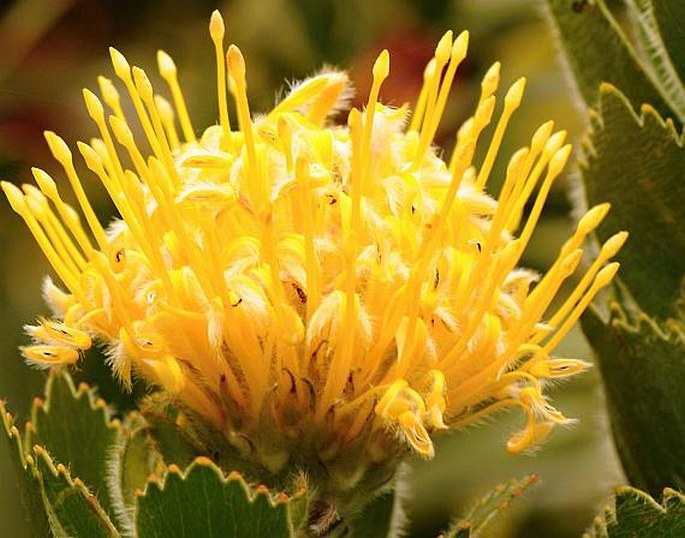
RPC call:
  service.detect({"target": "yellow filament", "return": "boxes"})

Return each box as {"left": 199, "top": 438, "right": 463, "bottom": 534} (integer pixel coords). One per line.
{"left": 157, "top": 49, "right": 196, "bottom": 143}
{"left": 109, "top": 47, "right": 164, "bottom": 162}
{"left": 30, "top": 167, "right": 93, "bottom": 262}
{"left": 414, "top": 31, "right": 453, "bottom": 167}
{"left": 131, "top": 67, "right": 180, "bottom": 187}
{"left": 98, "top": 76, "right": 125, "bottom": 120}
{"left": 408, "top": 59, "right": 436, "bottom": 133}
{"left": 542, "top": 262, "right": 619, "bottom": 352}
{"left": 83, "top": 89, "right": 128, "bottom": 183}
{"left": 155, "top": 94, "right": 181, "bottom": 149}
{"left": 475, "top": 78, "right": 526, "bottom": 190}
{"left": 109, "top": 115, "right": 151, "bottom": 178}
{"left": 22, "top": 188, "right": 84, "bottom": 275}
{"left": 516, "top": 145, "right": 572, "bottom": 255}
{"left": 423, "top": 31, "right": 469, "bottom": 150}
{"left": 540, "top": 231, "right": 627, "bottom": 336}
{"left": 498, "top": 121, "right": 554, "bottom": 212}
{"left": 44, "top": 131, "right": 109, "bottom": 251}
{"left": 515, "top": 249, "right": 584, "bottom": 342}
{"left": 504, "top": 130, "right": 567, "bottom": 233}
{"left": 295, "top": 156, "right": 321, "bottom": 321}
{"left": 210, "top": 11, "right": 232, "bottom": 150}
{"left": 2, "top": 182, "right": 85, "bottom": 301}
{"left": 227, "top": 45, "right": 262, "bottom": 205}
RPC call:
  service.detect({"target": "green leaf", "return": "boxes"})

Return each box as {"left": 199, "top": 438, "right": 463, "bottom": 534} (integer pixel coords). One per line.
{"left": 32, "top": 445, "right": 119, "bottom": 537}
{"left": 585, "top": 486, "right": 685, "bottom": 537}
{"left": 580, "top": 83, "right": 685, "bottom": 320}
{"left": 626, "top": 0, "right": 685, "bottom": 120}
{"left": 347, "top": 490, "right": 407, "bottom": 538}
{"left": 349, "top": 494, "right": 395, "bottom": 538}
{"left": 28, "top": 369, "right": 126, "bottom": 530}
{"left": 543, "top": 0, "right": 678, "bottom": 121}
{"left": 0, "top": 401, "right": 51, "bottom": 536}
{"left": 651, "top": 1, "right": 685, "bottom": 80}
{"left": 347, "top": 464, "right": 409, "bottom": 538}
{"left": 582, "top": 303, "right": 685, "bottom": 496}
{"left": 441, "top": 475, "right": 539, "bottom": 537}
{"left": 140, "top": 398, "right": 201, "bottom": 470}
{"left": 135, "top": 457, "right": 303, "bottom": 538}
{"left": 110, "top": 412, "right": 164, "bottom": 531}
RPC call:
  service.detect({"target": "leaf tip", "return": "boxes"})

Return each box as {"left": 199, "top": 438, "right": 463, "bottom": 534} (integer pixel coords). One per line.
{"left": 167, "top": 464, "right": 181, "bottom": 474}
{"left": 228, "top": 470, "right": 243, "bottom": 480}
{"left": 193, "top": 455, "right": 214, "bottom": 468}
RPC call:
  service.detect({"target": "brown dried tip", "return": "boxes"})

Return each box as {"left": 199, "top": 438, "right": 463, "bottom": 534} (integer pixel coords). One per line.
{"left": 228, "top": 470, "right": 242, "bottom": 480}
{"left": 194, "top": 456, "right": 213, "bottom": 466}
{"left": 135, "top": 487, "right": 145, "bottom": 496}
{"left": 168, "top": 464, "right": 181, "bottom": 474}
{"left": 33, "top": 445, "right": 44, "bottom": 456}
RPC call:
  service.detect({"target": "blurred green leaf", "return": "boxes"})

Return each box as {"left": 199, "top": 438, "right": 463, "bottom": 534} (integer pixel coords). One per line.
{"left": 117, "top": 413, "right": 163, "bottom": 522}
{"left": 140, "top": 399, "right": 201, "bottom": 470}
{"left": 442, "top": 475, "right": 539, "bottom": 537}
{"left": 0, "top": 400, "right": 50, "bottom": 536}
{"left": 582, "top": 302, "right": 685, "bottom": 496}
{"left": 135, "top": 457, "right": 300, "bottom": 538}
{"left": 651, "top": 1, "right": 685, "bottom": 80}
{"left": 348, "top": 486, "right": 408, "bottom": 538}
{"left": 585, "top": 486, "right": 685, "bottom": 537}
{"left": 626, "top": 0, "right": 685, "bottom": 120}
{"left": 28, "top": 369, "right": 126, "bottom": 530}
{"left": 580, "top": 83, "right": 685, "bottom": 320}
{"left": 32, "top": 445, "right": 119, "bottom": 537}
{"left": 544, "top": 0, "right": 678, "bottom": 121}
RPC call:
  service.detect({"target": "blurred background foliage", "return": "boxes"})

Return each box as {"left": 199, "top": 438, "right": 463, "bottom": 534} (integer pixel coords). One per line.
{"left": 0, "top": 0, "right": 624, "bottom": 536}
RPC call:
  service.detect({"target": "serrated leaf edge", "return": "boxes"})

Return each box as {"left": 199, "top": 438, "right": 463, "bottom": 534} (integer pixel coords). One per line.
{"left": 137, "top": 456, "right": 297, "bottom": 508}
{"left": 29, "top": 370, "right": 121, "bottom": 433}
{"left": 606, "top": 299, "right": 685, "bottom": 342}
{"left": 442, "top": 475, "right": 539, "bottom": 538}
{"left": 135, "top": 456, "right": 310, "bottom": 535}
{"left": 626, "top": 0, "right": 685, "bottom": 121}
{"left": 1, "top": 400, "right": 31, "bottom": 469}
{"left": 579, "top": 83, "right": 684, "bottom": 171}
{"left": 542, "top": 0, "right": 682, "bottom": 122}
{"left": 29, "top": 370, "right": 131, "bottom": 534}
{"left": 584, "top": 486, "right": 685, "bottom": 537}
{"left": 32, "top": 444, "right": 120, "bottom": 537}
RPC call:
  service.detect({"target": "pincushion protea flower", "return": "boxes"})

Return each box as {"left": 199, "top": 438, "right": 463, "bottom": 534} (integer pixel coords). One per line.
{"left": 4, "top": 10, "right": 624, "bottom": 490}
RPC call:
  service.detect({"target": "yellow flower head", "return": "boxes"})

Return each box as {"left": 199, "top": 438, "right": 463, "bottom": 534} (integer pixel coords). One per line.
{"left": 4, "top": 11, "right": 624, "bottom": 480}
